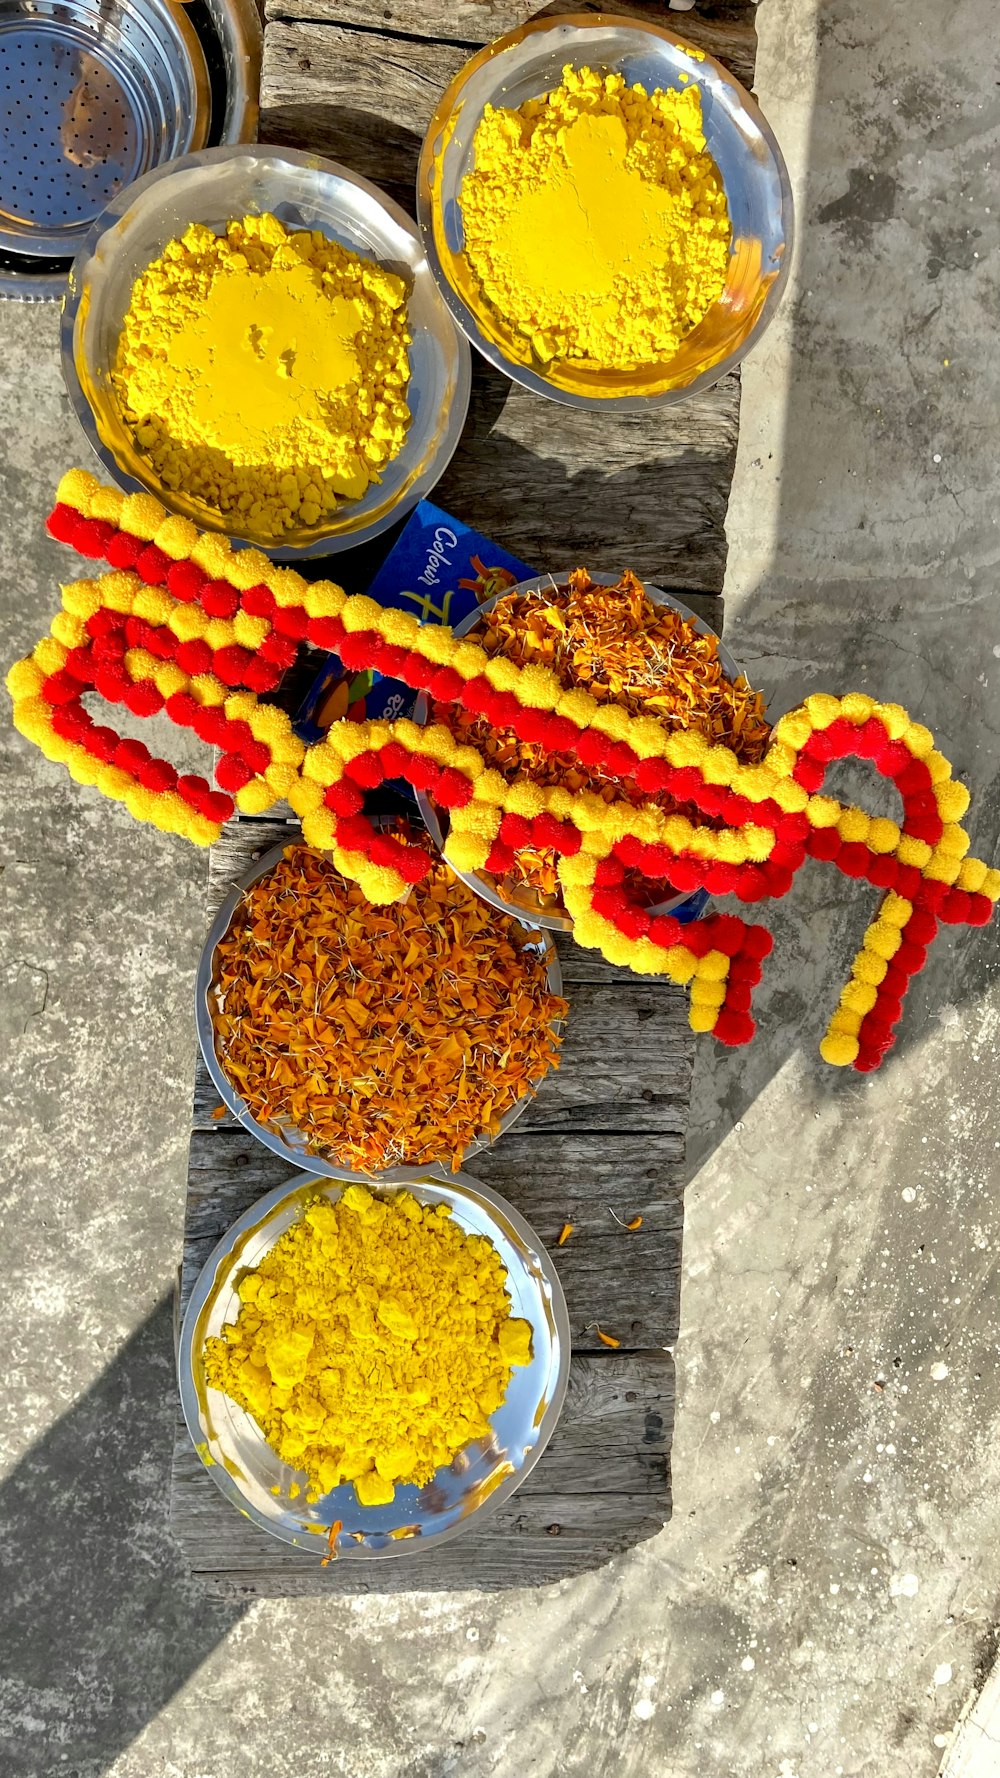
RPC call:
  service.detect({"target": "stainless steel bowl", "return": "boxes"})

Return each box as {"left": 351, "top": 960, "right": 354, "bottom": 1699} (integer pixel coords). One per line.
{"left": 0, "top": 0, "right": 260, "bottom": 302}
{"left": 415, "top": 571, "right": 745, "bottom": 931}
{"left": 197, "top": 840, "right": 564, "bottom": 1177}
{"left": 418, "top": 13, "right": 793, "bottom": 408}
{"left": 61, "top": 144, "right": 472, "bottom": 556}
{"left": 178, "top": 1168, "right": 570, "bottom": 1556}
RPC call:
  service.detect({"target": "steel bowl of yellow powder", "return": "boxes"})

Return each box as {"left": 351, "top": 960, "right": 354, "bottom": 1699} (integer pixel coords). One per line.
{"left": 178, "top": 1170, "right": 570, "bottom": 1556}
{"left": 62, "top": 144, "right": 471, "bottom": 557}
{"left": 418, "top": 17, "right": 792, "bottom": 406}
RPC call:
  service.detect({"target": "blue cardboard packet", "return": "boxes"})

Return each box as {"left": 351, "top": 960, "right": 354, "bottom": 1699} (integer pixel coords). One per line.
{"left": 294, "top": 500, "right": 533, "bottom": 743}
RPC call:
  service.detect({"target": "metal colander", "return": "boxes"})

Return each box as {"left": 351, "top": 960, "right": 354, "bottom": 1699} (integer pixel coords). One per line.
{"left": 0, "top": 0, "right": 260, "bottom": 300}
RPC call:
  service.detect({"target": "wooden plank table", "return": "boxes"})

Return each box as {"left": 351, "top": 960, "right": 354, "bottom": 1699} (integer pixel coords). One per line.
{"left": 169, "top": 0, "right": 759, "bottom": 1595}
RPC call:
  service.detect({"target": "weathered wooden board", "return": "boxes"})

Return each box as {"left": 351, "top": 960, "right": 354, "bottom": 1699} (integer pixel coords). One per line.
{"left": 170, "top": 0, "right": 757, "bottom": 1594}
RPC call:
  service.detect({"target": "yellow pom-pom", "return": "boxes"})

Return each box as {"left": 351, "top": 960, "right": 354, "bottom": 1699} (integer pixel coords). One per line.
{"left": 820, "top": 1032, "right": 859, "bottom": 1067}
{"left": 922, "top": 852, "right": 962, "bottom": 885}
{"left": 505, "top": 782, "right": 546, "bottom": 818}
{"left": 701, "top": 745, "right": 738, "bottom": 786}
{"left": 60, "top": 577, "right": 103, "bottom": 619}
{"left": 715, "top": 830, "right": 748, "bottom": 865}
{"left": 555, "top": 852, "right": 597, "bottom": 888}
{"left": 837, "top": 806, "right": 870, "bottom": 844}
{"left": 935, "top": 780, "right": 971, "bottom": 822}
{"left": 450, "top": 801, "right": 501, "bottom": 841}
{"left": 185, "top": 812, "right": 223, "bottom": 847}
{"left": 874, "top": 702, "right": 910, "bottom": 740}
{"left": 771, "top": 709, "right": 812, "bottom": 751}
{"left": 288, "top": 776, "right": 325, "bottom": 815}
{"left": 124, "top": 647, "right": 157, "bottom": 684}
{"left": 896, "top": 835, "right": 932, "bottom": 869}
{"left": 190, "top": 674, "right": 226, "bottom": 707}
{"left": 483, "top": 656, "right": 522, "bottom": 694}
{"left": 697, "top": 949, "right": 731, "bottom": 983}
{"left": 302, "top": 808, "right": 337, "bottom": 851}
{"left": 203, "top": 618, "right": 235, "bottom": 652}
{"left": 853, "top": 951, "right": 887, "bottom": 986}
{"left": 925, "top": 750, "right": 952, "bottom": 786}
{"left": 690, "top": 978, "right": 727, "bottom": 1008}
{"left": 56, "top": 467, "right": 101, "bottom": 510}
{"left": 64, "top": 745, "right": 103, "bottom": 787}
{"left": 235, "top": 779, "right": 277, "bottom": 815}
{"left": 864, "top": 921, "right": 902, "bottom": 960}
{"left": 356, "top": 863, "right": 408, "bottom": 905}
{"left": 340, "top": 594, "right": 385, "bottom": 633}
{"left": 732, "top": 764, "right": 777, "bottom": 803}
{"left": 957, "top": 857, "right": 988, "bottom": 894}
{"left": 556, "top": 687, "right": 599, "bottom": 729}
{"left": 451, "top": 641, "right": 490, "bottom": 680}
{"left": 804, "top": 693, "right": 841, "bottom": 729}
{"left": 98, "top": 571, "right": 140, "bottom": 615}
{"left": 867, "top": 816, "right": 901, "bottom": 855}
{"left": 840, "top": 691, "right": 875, "bottom": 724}
{"left": 601, "top": 932, "right": 639, "bottom": 969}
{"left": 97, "top": 764, "right": 134, "bottom": 798}
{"left": 6, "top": 657, "right": 45, "bottom": 699}
{"left": 470, "top": 769, "right": 508, "bottom": 807}
{"left": 828, "top": 1007, "right": 862, "bottom": 1036}
{"left": 302, "top": 743, "right": 339, "bottom": 786}
{"left": 133, "top": 587, "right": 173, "bottom": 626}
{"left": 665, "top": 730, "right": 709, "bottom": 768}
{"left": 264, "top": 763, "right": 301, "bottom": 797}
{"left": 154, "top": 514, "right": 199, "bottom": 560}
{"left": 268, "top": 567, "right": 308, "bottom": 608}
{"left": 515, "top": 664, "right": 561, "bottom": 710}
{"left": 743, "top": 825, "right": 774, "bottom": 863}
{"left": 841, "top": 980, "right": 879, "bottom": 1016}
{"left": 168, "top": 603, "right": 209, "bottom": 642}
{"left": 379, "top": 608, "right": 421, "bottom": 648}
{"left": 189, "top": 532, "right": 232, "bottom": 576}
{"left": 444, "top": 834, "right": 491, "bottom": 874}
{"left": 765, "top": 740, "right": 797, "bottom": 778}
{"left": 152, "top": 662, "right": 187, "bottom": 698}
{"left": 33, "top": 635, "right": 68, "bottom": 674}
{"left": 225, "top": 547, "right": 271, "bottom": 591}
{"left": 936, "top": 823, "right": 970, "bottom": 860}
{"left": 688, "top": 1004, "right": 718, "bottom": 1033}
{"left": 304, "top": 581, "right": 347, "bottom": 621}
{"left": 664, "top": 946, "right": 697, "bottom": 985}
{"left": 12, "top": 695, "right": 55, "bottom": 742}
{"left": 120, "top": 492, "right": 167, "bottom": 541}
{"left": 232, "top": 612, "right": 270, "bottom": 651}
{"left": 590, "top": 703, "right": 635, "bottom": 743}
{"left": 903, "top": 721, "right": 934, "bottom": 759}
{"left": 879, "top": 891, "right": 913, "bottom": 928}
{"left": 770, "top": 778, "right": 809, "bottom": 814}
{"left": 981, "top": 868, "right": 1000, "bottom": 902}
{"left": 49, "top": 610, "right": 85, "bottom": 649}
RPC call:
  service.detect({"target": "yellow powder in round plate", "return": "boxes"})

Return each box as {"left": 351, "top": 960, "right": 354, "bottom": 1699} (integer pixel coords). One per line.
{"left": 113, "top": 212, "right": 412, "bottom": 539}
{"left": 459, "top": 64, "right": 731, "bottom": 374}
{"left": 203, "top": 1183, "right": 533, "bottom": 1507}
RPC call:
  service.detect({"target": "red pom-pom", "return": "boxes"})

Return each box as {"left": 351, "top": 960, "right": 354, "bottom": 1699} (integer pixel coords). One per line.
{"left": 880, "top": 961, "right": 910, "bottom": 997}
{"left": 46, "top": 502, "right": 83, "bottom": 544}
{"left": 702, "top": 861, "right": 740, "bottom": 895}
{"left": 84, "top": 606, "right": 124, "bottom": 642}
{"left": 874, "top": 992, "right": 904, "bottom": 1026}
{"left": 633, "top": 758, "right": 673, "bottom": 795}
{"left": 724, "top": 982, "right": 753, "bottom": 1015}
{"left": 485, "top": 840, "right": 515, "bottom": 875}
{"left": 41, "top": 668, "right": 83, "bottom": 706}
{"left": 866, "top": 854, "right": 899, "bottom": 889}
{"left": 902, "top": 812, "right": 944, "bottom": 847}
{"left": 137, "top": 758, "right": 177, "bottom": 794}
{"left": 807, "top": 826, "right": 842, "bottom": 863}
{"left": 166, "top": 560, "right": 206, "bottom": 602}
{"left": 214, "top": 753, "right": 253, "bottom": 793}
{"left": 511, "top": 706, "right": 549, "bottom": 745}
{"left": 459, "top": 675, "right": 492, "bottom": 715}
{"left": 859, "top": 1017, "right": 895, "bottom": 1051}
{"left": 435, "top": 767, "right": 474, "bottom": 809}
{"left": 542, "top": 715, "right": 582, "bottom": 754}
{"left": 144, "top": 624, "right": 177, "bottom": 662}
{"left": 838, "top": 841, "right": 871, "bottom": 878}
{"left": 614, "top": 903, "right": 652, "bottom": 941}
{"left": 894, "top": 864, "right": 922, "bottom": 901}
{"left": 344, "top": 750, "right": 386, "bottom": 790}
{"left": 613, "top": 834, "right": 646, "bottom": 870}
{"left": 366, "top": 833, "right": 404, "bottom": 871}
{"left": 734, "top": 866, "right": 769, "bottom": 902}
{"left": 530, "top": 813, "right": 573, "bottom": 853}
{"left": 763, "top": 866, "right": 795, "bottom": 898}
{"left": 334, "top": 815, "right": 377, "bottom": 853}
{"left": 698, "top": 784, "right": 730, "bottom": 819}
{"left": 106, "top": 530, "right": 146, "bottom": 571}
{"left": 338, "top": 630, "right": 380, "bottom": 673}
{"left": 906, "top": 909, "right": 938, "bottom": 946}
{"left": 660, "top": 857, "right": 700, "bottom": 893}
{"left": 704, "top": 914, "right": 747, "bottom": 955}
{"left": 591, "top": 887, "right": 632, "bottom": 925}
{"left": 428, "top": 666, "right": 464, "bottom": 703}
{"left": 185, "top": 700, "right": 224, "bottom": 741}
{"left": 491, "top": 691, "right": 523, "bottom": 730}
{"left": 113, "top": 737, "right": 151, "bottom": 775}
{"left": 258, "top": 631, "right": 298, "bottom": 670}
{"left": 136, "top": 544, "right": 170, "bottom": 585}
{"left": 87, "top": 724, "right": 119, "bottom": 763}
{"left": 176, "top": 640, "right": 213, "bottom": 677}
{"left": 967, "top": 893, "right": 995, "bottom": 926}
{"left": 213, "top": 645, "right": 253, "bottom": 687}
{"left": 397, "top": 843, "right": 433, "bottom": 885}
{"left": 854, "top": 717, "right": 887, "bottom": 759}
{"left": 895, "top": 759, "right": 932, "bottom": 797}
{"left": 379, "top": 742, "right": 410, "bottom": 778}
{"left": 741, "top": 926, "right": 774, "bottom": 961}
{"left": 713, "top": 1010, "right": 756, "bottom": 1047}
{"left": 400, "top": 650, "right": 438, "bottom": 691}
{"left": 728, "top": 958, "right": 763, "bottom": 986}
{"left": 375, "top": 643, "right": 408, "bottom": 677}
{"left": 324, "top": 781, "right": 364, "bottom": 816}
{"left": 647, "top": 914, "right": 684, "bottom": 950}
{"left": 241, "top": 655, "right": 283, "bottom": 694}
{"left": 200, "top": 579, "right": 239, "bottom": 619}
{"left": 575, "top": 729, "right": 614, "bottom": 770}
{"left": 303, "top": 615, "right": 342, "bottom": 650}
{"left": 914, "top": 876, "right": 947, "bottom": 912}
{"left": 93, "top": 665, "right": 130, "bottom": 704}
{"left": 203, "top": 790, "right": 235, "bottom": 824}
{"left": 894, "top": 939, "right": 927, "bottom": 976}
{"left": 73, "top": 517, "right": 116, "bottom": 559}
{"left": 500, "top": 812, "right": 534, "bottom": 848}
{"left": 176, "top": 774, "right": 213, "bottom": 812}
{"left": 240, "top": 584, "right": 276, "bottom": 619}
{"left": 595, "top": 856, "right": 625, "bottom": 888}
{"left": 878, "top": 739, "right": 911, "bottom": 777}
{"left": 604, "top": 742, "right": 639, "bottom": 782}
{"left": 938, "top": 888, "right": 972, "bottom": 925}
{"left": 402, "top": 753, "right": 438, "bottom": 793}
{"left": 123, "top": 680, "right": 164, "bottom": 718}
{"left": 50, "top": 703, "right": 88, "bottom": 743}
{"left": 793, "top": 754, "right": 825, "bottom": 792}
{"left": 242, "top": 739, "right": 271, "bottom": 776}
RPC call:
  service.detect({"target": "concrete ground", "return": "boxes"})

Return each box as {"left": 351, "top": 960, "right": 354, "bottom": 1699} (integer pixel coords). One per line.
{"left": 1, "top": 1, "right": 999, "bottom": 1773}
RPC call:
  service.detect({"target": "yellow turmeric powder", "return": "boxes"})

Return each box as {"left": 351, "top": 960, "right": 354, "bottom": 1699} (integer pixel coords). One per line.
{"left": 459, "top": 65, "right": 731, "bottom": 375}
{"left": 113, "top": 213, "right": 412, "bottom": 539}
{"left": 203, "top": 1183, "right": 533, "bottom": 1507}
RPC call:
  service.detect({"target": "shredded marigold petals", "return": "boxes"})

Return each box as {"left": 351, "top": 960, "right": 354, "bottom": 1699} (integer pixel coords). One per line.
{"left": 435, "top": 568, "right": 770, "bottom": 909}
{"left": 595, "top": 1326, "right": 621, "bottom": 1349}
{"left": 211, "top": 837, "right": 567, "bottom": 1172}
{"left": 211, "top": 1104, "right": 228, "bottom": 1120}
{"left": 626, "top": 1215, "right": 643, "bottom": 1231}
{"left": 557, "top": 1221, "right": 574, "bottom": 1246}
{"left": 320, "top": 1519, "right": 343, "bottom": 1566}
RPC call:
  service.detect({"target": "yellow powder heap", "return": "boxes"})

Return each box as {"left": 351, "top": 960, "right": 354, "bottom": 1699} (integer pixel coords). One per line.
{"left": 204, "top": 1183, "right": 533, "bottom": 1507}
{"left": 113, "top": 213, "right": 412, "bottom": 539}
{"left": 459, "top": 64, "right": 731, "bottom": 374}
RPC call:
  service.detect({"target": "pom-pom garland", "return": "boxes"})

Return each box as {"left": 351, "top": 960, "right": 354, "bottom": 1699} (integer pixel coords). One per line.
{"left": 7, "top": 472, "right": 997, "bottom": 1065}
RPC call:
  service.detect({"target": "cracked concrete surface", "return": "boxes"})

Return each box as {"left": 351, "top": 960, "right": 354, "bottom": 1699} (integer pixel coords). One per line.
{"left": 1, "top": 2, "right": 999, "bottom": 1775}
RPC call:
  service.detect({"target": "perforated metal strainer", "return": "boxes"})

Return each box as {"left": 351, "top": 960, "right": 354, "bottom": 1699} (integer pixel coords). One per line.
{"left": 0, "top": 0, "right": 259, "bottom": 300}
